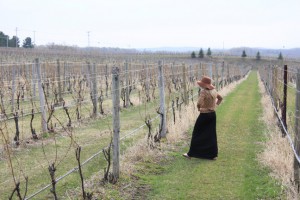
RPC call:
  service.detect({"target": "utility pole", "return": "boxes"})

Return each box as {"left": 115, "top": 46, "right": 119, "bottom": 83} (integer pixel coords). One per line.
{"left": 33, "top": 30, "right": 36, "bottom": 45}
{"left": 222, "top": 41, "right": 224, "bottom": 57}
{"left": 15, "top": 27, "right": 18, "bottom": 47}
{"left": 87, "top": 31, "right": 90, "bottom": 47}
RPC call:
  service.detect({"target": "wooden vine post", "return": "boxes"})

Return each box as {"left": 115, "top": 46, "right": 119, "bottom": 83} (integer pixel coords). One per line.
{"left": 264, "top": 65, "right": 268, "bottom": 83}
{"left": 214, "top": 64, "right": 219, "bottom": 91}
{"left": 56, "top": 59, "right": 63, "bottom": 103}
{"left": 92, "top": 63, "right": 98, "bottom": 117}
{"left": 158, "top": 61, "right": 167, "bottom": 138}
{"left": 145, "top": 61, "right": 150, "bottom": 102}
{"left": 294, "top": 68, "right": 300, "bottom": 191}
{"left": 182, "top": 63, "right": 188, "bottom": 105}
{"left": 282, "top": 64, "right": 287, "bottom": 136}
{"left": 87, "top": 62, "right": 92, "bottom": 91}
{"left": 268, "top": 65, "right": 272, "bottom": 94}
{"left": 112, "top": 67, "right": 120, "bottom": 179}
{"left": 11, "top": 65, "right": 16, "bottom": 113}
{"left": 271, "top": 65, "right": 276, "bottom": 101}
{"left": 0, "top": 61, "right": 3, "bottom": 84}
{"left": 189, "top": 65, "right": 192, "bottom": 83}
{"left": 221, "top": 61, "right": 225, "bottom": 89}
{"left": 35, "top": 58, "right": 47, "bottom": 133}
{"left": 88, "top": 62, "right": 98, "bottom": 117}
{"left": 209, "top": 62, "right": 213, "bottom": 78}
{"left": 198, "top": 62, "right": 201, "bottom": 80}
{"left": 125, "top": 60, "right": 130, "bottom": 108}
{"left": 227, "top": 64, "right": 230, "bottom": 84}
{"left": 105, "top": 64, "right": 108, "bottom": 98}
{"left": 25, "top": 63, "right": 29, "bottom": 84}
{"left": 273, "top": 66, "right": 278, "bottom": 104}
{"left": 63, "top": 62, "right": 66, "bottom": 92}
{"left": 31, "top": 63, "right": 36, "bottom": 98}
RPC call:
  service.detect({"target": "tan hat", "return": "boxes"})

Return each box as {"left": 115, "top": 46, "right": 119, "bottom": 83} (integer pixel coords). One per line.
{"left": 197, "top": 76, "right": 215, "bottom": 90}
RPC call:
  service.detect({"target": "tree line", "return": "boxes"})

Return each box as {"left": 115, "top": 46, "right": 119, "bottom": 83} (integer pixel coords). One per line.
{"left": 192, "top": 48, "right": 284, "bottom": 60}
{"left": 191, "top": 48, "right": 211, "bottom": 58}
{"left": 241, "top": 49, "right": 283, "bottom": 60}
{"left": 0, "top": 31, "right": 34, "bottom": 48}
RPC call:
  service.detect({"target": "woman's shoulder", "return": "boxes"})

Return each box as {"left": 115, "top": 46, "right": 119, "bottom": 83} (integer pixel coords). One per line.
{"left": 200, "top": 89, "right": 211, "bottom": 97}
{"left": 200, "top": 89, "right": 208, "bottom": 94}
{"left": 201, "top": 88, "right": 216, "bottom": 93}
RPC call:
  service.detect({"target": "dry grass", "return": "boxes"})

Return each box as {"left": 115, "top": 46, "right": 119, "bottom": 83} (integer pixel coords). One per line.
{"left": 219, "top": 74, "right": 249, "bottom": 97}
{"left": 257, "top": 72, "right": 298, "bottom": 200}
{"left": 166, "top": 103, "right": 197, "bottom": 143}
{"left": 120, "top": 139, "right": 165, "bottom": 174}
{"left": 68, "top": 76, "right": 249, "bottom": 199}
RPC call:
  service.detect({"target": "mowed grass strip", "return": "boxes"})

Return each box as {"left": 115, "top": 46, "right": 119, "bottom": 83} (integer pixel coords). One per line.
{"left": 138, "top": 72, "right": 283, "bottom": 200}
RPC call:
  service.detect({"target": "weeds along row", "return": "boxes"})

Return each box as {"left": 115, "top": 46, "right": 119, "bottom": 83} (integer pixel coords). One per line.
{"left": 258, "top": 61, "right": 300, "bottom": 198}
{"left": 0, "top": 54, "right": 251, "bottom": 199}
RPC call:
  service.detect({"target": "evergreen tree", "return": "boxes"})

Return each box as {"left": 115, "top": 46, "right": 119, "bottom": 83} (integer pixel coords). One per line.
{"left": 241, "top": 50, "right": 247, "bottom": 57}
{"left": 198, "top": 48, "right": 204, "bottom": 58}
{"left": 0, "top": 31, "right": 9, "bottom": 47}
{"left": 256, "top": 51, "right": 261, "bottom": 60}
{"left": 191, "top": 51, "right": 196, "bottom": 58}
{"left": 23, "top": 37, "right": 34, "bottom": 48}
{"left": 207, "top": 48, "right": 212, "bottom": 56}
{"left": 278, "top": 52, "right": 283, "bottom": 60}
{"left": 9, "top": 36, "right": 20, "bottom": 47}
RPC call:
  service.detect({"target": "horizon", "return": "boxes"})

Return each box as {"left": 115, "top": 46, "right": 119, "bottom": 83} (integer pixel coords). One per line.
{"left": 0, "top": 43, "right": 300, "bottom": 51}
{"left": 32, "top": 45, "right": 299, "bottom": 52}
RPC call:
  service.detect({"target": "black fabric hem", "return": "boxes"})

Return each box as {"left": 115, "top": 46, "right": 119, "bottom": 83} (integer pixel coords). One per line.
{"left": 187, "top": 154, "right": 218, "bottom": 160}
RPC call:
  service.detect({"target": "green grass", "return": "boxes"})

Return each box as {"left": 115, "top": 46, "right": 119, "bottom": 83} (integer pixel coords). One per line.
{"left": 135, "top": 72, "right": 283, "bottom": 200}
{"left": 1, "top": 71, "right": 286, "bottom": 199}
{"left": 0, "top": 96, "right": 163, "bottom": 199}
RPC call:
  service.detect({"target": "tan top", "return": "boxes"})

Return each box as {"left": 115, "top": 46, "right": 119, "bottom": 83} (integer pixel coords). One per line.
{"left": 197, "top": 89, "right": 223, "bottom": 113}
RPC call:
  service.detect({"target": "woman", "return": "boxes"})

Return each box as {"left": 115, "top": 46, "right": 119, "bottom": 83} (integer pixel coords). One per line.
{"left": 183, "top": 76, "right": 223, "bottom": 160}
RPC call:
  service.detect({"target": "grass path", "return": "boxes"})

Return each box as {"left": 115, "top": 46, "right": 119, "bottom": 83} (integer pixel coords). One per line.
{"left": 138, "top": 72, "right": 283, "bottom": 200}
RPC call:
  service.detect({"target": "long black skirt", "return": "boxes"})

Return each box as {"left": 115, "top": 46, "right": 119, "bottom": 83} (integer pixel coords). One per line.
{"left": 187, "top": 112, "right": 218, "bottom": 159}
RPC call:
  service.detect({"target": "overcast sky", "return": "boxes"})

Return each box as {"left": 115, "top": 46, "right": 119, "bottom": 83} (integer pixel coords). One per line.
{"left": 1, "top": 0, "right": 299, "bottom": 49}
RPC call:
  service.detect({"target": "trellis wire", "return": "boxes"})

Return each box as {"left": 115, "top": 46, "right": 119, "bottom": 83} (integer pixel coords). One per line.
{"left": 23, "top": 82, "right": 214, "bottom": 199}
{"left": 260, "top": 70, "right": 300, "bottom": 164}
{"left": 2, "top": 61, "right": 248, "bottom": 199}
{"left": 24, "top": 105, "right": 163, "bottom": 199}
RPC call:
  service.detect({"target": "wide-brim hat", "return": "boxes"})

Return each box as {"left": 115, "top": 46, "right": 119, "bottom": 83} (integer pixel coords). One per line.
{"left": 197, "top": 76, "right": 215, "bottom": 90}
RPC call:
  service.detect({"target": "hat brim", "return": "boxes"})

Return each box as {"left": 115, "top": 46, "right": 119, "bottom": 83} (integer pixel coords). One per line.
{"left": 197, "top": 81, "right": 215, "bottom": 90}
